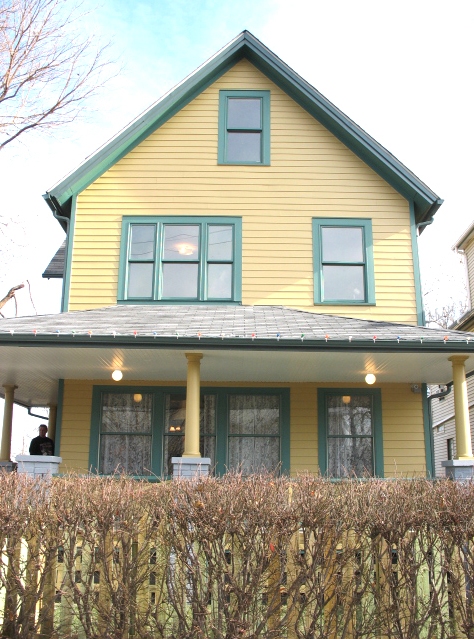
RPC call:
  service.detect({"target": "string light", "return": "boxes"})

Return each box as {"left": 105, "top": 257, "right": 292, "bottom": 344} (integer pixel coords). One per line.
{"left": 112, "top": 370, "right": 123, "bottom": 381}
{"left": 365, "top": 373, "right": 376, "bottom": 385}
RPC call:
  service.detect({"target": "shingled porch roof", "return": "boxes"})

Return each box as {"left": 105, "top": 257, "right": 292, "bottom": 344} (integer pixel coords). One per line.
{"left": 1, "top": 305, "right": 473, "bottom": 407}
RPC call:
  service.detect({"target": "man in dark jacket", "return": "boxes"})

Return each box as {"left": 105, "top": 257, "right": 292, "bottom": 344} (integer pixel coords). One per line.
{"left": 29, "top": 424, "right": 54, "bottom": 456}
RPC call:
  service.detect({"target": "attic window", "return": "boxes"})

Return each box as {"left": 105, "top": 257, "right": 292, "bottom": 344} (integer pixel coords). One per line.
{"left": 218, "top": 90, "right": 270, "bottom": 165}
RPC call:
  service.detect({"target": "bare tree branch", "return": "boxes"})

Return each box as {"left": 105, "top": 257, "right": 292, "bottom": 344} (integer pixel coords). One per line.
{"left": 0, "top": 282, "right": 24, "bottom": 311}
{"left": 0, "top": 0, "right": 112, "bottom": 150}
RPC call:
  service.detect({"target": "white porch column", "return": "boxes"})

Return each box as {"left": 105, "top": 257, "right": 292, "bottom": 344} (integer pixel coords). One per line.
{"left": 449, "top": 356, "right": 473, "bottom": 459}
{"left": 1, "top": 384, "right": 17, "bottom": 462}
{"left": 47, "top": 403, "right": 57, "bottom": 444}
{"left": 183, "top": 352, "right": 203, "bottom": 458}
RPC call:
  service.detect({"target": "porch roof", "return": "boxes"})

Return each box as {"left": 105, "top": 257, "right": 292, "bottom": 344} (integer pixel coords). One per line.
{"left": 1, "top": 305, "right": 473, "bottom": 407}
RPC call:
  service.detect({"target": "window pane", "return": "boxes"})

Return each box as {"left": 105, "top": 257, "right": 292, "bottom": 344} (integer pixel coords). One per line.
{"left": 229, "top": 395, "right": 280, "bottom": 435}
{"left": 164, "top": 394, "right": 216, "bottom": 475}
{"left": 99, "top": 434, "right": 152, "bottom": 476}
{"left": 227, "top": 98, "right": 261, "bottom": 129}
{"left": 128, "top": 263, "right": 154, "bottom": 298}
{"left": 323, "top": 265, "right": 365, "bottom": 301}
{"left": 163, "top": 225, "right": 199, "bottom": 261}
{"left": 327, "top": 437, "right": 373, "bottom": 478}
{"left": 322, "top": 227, "right": 364, "bottom": 262}
{"left": 163, "top": 435, "right": 215, "bottom": 477}
{"left": 162, "top": 263, "right": 198, "bottom": 298}
{"left": 208, "top": 264, "right": 232, "bottom": 299}
{"left": 228, "top": 437, "right": 279, "bottom": 474}
{"left": 101, "top": 393, "right": 153, "bottom": 433}
{"left": 208, "top": 225, "right": 233, "bottom": 261}
{"left": 327, "top": 396, "right": 373, "bottom": 436}
{"left": 227, "top": 132, "right": 261, "bottom": 162}
{"left": 130, "top": 225, "right": 155, "bottom": 260}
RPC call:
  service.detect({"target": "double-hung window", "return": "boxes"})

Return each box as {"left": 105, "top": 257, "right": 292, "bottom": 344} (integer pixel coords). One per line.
{"left": 218, "top": 90, "right": 270, "bottom": 165}
{"left": 318, "top": 388, "right": 383, "bottom": 477}
{"left": 312, "top": 218, "right": 375, "bottom": 304}
{"left": 119, "top": 216, "right": 242, "bottom": 303}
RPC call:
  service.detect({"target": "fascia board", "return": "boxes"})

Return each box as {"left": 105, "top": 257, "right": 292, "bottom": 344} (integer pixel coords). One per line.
{"left": 2, "top": 334, "right": 474, "bottom": 354}
{"left": 43, "top": 31, "right": 441, "bottom": 223}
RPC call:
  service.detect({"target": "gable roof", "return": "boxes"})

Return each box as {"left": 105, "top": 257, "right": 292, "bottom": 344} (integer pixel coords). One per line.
{"left": 44, "top": 31, "right": 442, "bottom": 227}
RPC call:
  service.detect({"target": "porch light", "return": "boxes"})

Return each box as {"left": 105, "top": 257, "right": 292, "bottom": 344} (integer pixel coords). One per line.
{"left": 342, "top": 395, "right": 351, "bottom": 404}
{"left": 365, "top": 373, "right": 376, "bottom": 385}
{"left": 112, "top": 369, "right": 123, "bottom": 381}
{"left": 133, "top": 393, "right": 142, "bottom": 403}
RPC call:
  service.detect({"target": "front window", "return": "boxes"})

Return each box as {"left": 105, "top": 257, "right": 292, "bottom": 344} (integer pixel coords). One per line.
{"left": 218, "top": 90, "right": 270, "bottom": 165}
{"left": 163, "top": 394, "right": 216, "bottom": 476}
{"left": 312, "top": 218, "right": 375, "bottom": 304}
{"left": 318, "top": 389, "right": 383, "bottom": 477}
{"left": 228, "top": 395, "right": 281, "bottom": 474}
{"left": 99, "top": 392, "right": 153, "bottom": 476}
{"left": 119, "top": 216, "right": 241, "bottom": 303}
{"left": 92, "top": 388, "right": 289, "bottom": 477}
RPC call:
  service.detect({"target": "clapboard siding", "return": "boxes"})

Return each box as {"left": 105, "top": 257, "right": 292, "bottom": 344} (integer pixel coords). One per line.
{"left": 69, "top": 59, "right": 416, "bottom": 322}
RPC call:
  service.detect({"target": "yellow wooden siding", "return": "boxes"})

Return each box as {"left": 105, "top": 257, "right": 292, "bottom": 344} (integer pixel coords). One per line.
{"left": 69, "top": 59, "right": 416, "bottom": 323}
{"left": 59, "top": 380, "right": 426, "bottom": 477}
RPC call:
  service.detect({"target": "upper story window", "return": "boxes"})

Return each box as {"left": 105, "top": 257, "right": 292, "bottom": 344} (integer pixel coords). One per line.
{"left": 312, "top": 218, "right": 375, "bottom": 304}
{"left": 118, "top": 216, "right": 242, "bottom": 303}
{"left": 218, "top": 90, "right": 270, "bottom": 165}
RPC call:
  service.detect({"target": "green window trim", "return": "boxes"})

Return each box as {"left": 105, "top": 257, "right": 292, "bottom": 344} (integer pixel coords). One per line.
{"left": 218, "top": 90, "right": 270, "bottom": 165}
{"left": 118, "top": 216, "right": 242, "bottom": 304}
{"left": 89, "top": 386, "right": 290, "bottom": 478}
{"left": 312, "top": 218, "right": 375, "bottom": 305}
{"left": 317, "top": 388, "right": 384, "bottom": 478}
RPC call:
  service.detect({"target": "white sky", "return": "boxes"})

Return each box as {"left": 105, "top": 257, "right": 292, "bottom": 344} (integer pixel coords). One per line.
{"left": 0, "top": 0, "right": 473, "bottom": 455}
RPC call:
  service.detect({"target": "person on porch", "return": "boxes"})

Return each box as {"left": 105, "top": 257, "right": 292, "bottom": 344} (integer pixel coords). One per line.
{"left": 29, "top": 424, "right": 55, "bottom": 456}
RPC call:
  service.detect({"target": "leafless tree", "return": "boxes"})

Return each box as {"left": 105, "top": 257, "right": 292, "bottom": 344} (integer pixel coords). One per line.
{"left": 0, "top": 0, "right": 111, "bottom": 150}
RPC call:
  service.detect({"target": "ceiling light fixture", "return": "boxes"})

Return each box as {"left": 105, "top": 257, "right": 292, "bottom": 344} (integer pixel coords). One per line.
{"left": 112, "top": 369, "right": 123, "bottom": 381}
{"left": 365, "top": 373, "right": 376, "bottom": 385}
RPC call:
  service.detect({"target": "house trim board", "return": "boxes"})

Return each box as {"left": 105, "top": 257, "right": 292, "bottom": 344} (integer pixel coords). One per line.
{"left": 422, "top": 382, "right": 435, "bottom": 477}
{"left": 43, "top": 32, "right": 441, "bottom": 225}
{"left": 409, "top": 200, "right": 425, "bottom": 325}
{"left": 317, "top": 387, "right": 384, "bottom": 477}
{"left": 88, "top": 384, "right": 290, "bottom": 477}
{"left": 55, "top": 379, "right": 65, "bottom": 458}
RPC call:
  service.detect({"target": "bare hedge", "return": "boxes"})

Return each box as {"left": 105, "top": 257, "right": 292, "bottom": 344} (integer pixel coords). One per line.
{"left": 0, "top": 473, "right": 473, "bottom": 639}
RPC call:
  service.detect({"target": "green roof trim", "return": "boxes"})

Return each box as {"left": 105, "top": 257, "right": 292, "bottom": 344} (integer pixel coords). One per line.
{"left": 43, "top": 31, "right": 441, "bottom": 224}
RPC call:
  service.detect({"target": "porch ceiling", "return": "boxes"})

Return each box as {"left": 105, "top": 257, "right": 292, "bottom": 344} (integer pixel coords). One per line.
{"left": 1, "top": 344, "right": 471, "bottom": 407}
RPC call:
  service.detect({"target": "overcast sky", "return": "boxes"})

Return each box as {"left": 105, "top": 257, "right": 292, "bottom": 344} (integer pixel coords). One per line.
{"left": 1, "top": 0, "right": 473, "bottom": 451}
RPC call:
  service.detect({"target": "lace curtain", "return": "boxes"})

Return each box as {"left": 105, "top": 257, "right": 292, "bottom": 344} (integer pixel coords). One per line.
{"left": 228, "top": 395, "right": 280, "bottom": 474}
{"left": 326, "top": 395, "right": 373, "bottom": 477}
{"left": 99, "top": 393, "right": 153, "bottom": 475}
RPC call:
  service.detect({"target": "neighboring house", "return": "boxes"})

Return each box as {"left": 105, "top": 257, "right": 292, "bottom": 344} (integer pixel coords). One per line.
{"left": 432, "top": 222, "right": 474, "bottom": 476}
{"left": 1, "top": 31, "right": 474, "bottom": 480}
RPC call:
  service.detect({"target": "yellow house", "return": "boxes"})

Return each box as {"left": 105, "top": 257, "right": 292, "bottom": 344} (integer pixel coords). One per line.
{"left": 2, "top": 31, "right": 474, "bottom": 479}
